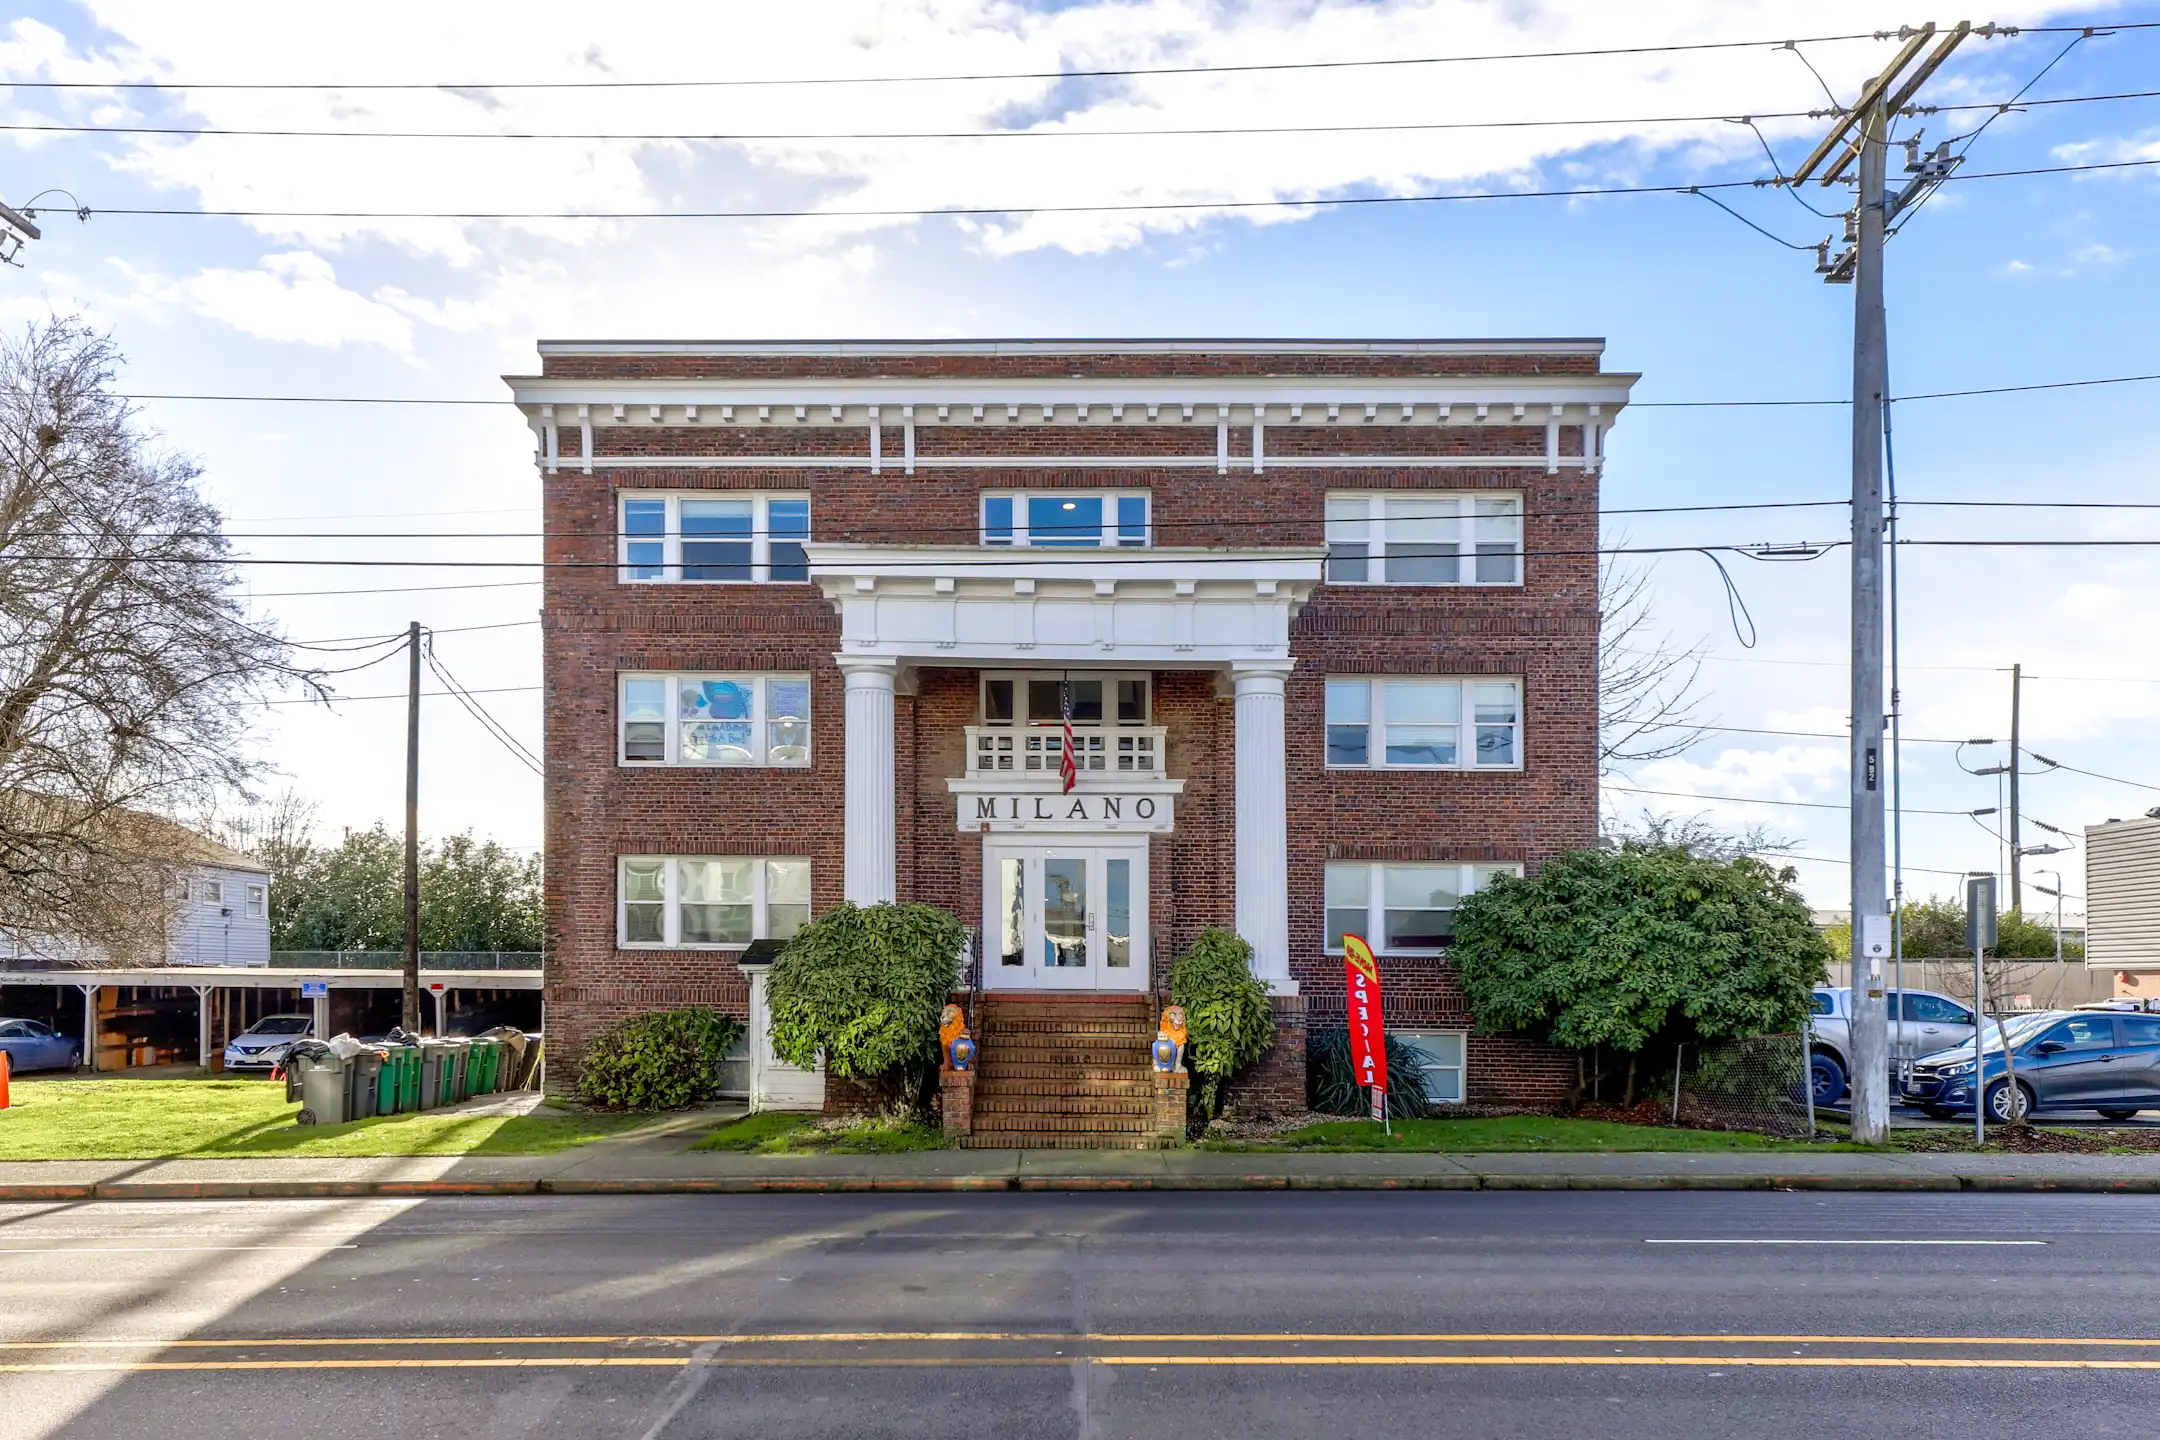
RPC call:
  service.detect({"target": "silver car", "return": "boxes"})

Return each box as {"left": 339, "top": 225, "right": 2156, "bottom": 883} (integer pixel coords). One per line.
{"left": 221, "top": 1014, "right": 314, "bottom": 1073}
{"left": 1809, "top": 987, "right": 1979, "bottom": 1106}
{"left": 0, "top": 1018, "right": 82, "bottom": 1074}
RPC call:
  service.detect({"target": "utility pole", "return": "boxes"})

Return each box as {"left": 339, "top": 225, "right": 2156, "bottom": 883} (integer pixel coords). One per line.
{"left": 1787, "top": 22, "right": 1969, "bottom": 1146}
{"left": 403, "top": 621, "right": 422, "bottom": 1033}
{"left": 2007, "top": 662, "right": 2022, "bottom": 912}
{"left": 0, "top": 200, "right": 38, "bottom": 268}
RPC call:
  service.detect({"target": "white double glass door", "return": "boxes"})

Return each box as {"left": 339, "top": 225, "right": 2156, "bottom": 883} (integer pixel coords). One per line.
{"left": 984, "top": 841, "right": 1148, "bottom": 992}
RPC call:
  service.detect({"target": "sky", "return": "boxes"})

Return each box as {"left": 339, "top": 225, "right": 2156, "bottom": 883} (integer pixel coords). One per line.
{"left": 1, "top": 0, "right": 2156, "bottom": 917}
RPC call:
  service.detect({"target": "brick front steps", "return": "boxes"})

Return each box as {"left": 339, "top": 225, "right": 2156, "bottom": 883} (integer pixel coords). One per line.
{"left": 961, "top": 994, "right": 1161, "bottom": 1150}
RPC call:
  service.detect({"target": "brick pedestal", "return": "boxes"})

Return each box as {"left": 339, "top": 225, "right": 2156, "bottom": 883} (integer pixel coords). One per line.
{"left": 1221, "top": 993, "right": 1308, "bottom": 1119}
{"left": 1152, "top": 1069, "right": 1189, "bottom": 1144}
{"left": 940, "top": 1067, "right": 976, "bottom": 1138}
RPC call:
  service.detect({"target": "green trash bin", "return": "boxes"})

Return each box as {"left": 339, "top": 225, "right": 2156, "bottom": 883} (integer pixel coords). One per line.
{"left": 473, "top": 1038, "right": 500, "bottom": 1096}
{"left": 374, "top": 1046, "right": 404, "bottom": 1117}
{"left": 401, "top": 1045, "right": 423, "bottom": 1112}
{"left": 443, "top": 1039, "right": 470, "bottom": 1105}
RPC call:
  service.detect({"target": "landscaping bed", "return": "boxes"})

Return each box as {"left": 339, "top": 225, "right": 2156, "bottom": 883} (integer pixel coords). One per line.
{"left": 0, "top": 1077, "right": 651, "bottom": 1160}
{"left": 694, "top": 1112, "right": 949, "bottom": 1155}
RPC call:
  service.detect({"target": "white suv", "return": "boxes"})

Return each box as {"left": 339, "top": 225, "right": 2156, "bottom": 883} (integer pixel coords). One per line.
{"left": 1809, "top": 987, "right": 1979, "bottom": 1107}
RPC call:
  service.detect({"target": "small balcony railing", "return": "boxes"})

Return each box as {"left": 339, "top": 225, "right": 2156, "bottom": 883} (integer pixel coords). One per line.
{"left": 966, "top": 724, "right": 1165, "bottom": 778}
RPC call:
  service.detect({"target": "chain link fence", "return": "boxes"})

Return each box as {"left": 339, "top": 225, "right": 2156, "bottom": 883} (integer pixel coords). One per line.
{"left": 1672, "top": 1033, "right": 1816, "bottom": 1140}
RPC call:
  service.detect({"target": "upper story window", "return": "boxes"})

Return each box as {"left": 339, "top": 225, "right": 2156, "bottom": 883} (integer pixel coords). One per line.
{"left": 620, "top": 672, "right": 811, "bottom": 767}
{"left": 619, "top": 491, "right": 810, "bottom": 583}
{"left": 245, "top": 884, "right": 266, "bottom": 919}
{"left": 974, "top": 672, "right": 1156, "bottom": 775}
{"left": 1324, "top": 492, "right": 1522, "bottom": 585}
{"left": 982, "top": 491, "right": 1150, "bottom": 548}
{"left": 980, "top": 673, "right": 1150, "bottom": 727}
{"left": 1325, "top": 677, "right": 1521, "bottom": 769}
{"left": 198, "top": 879, "right": 223, "bottom": 905}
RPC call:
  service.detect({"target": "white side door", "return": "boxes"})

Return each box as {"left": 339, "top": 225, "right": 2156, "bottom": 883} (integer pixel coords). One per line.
{"left": 983, "top": 842, "right": 1148, "bottom": 992}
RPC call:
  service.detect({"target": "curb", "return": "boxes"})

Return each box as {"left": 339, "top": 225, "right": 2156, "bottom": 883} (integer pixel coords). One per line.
{"left": 5, "top": 1172, "right": 2159, "bottom": 1201}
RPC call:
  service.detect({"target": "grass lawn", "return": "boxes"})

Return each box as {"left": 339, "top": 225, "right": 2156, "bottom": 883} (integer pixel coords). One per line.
{"left": 0, "top": 1078, "right": 652, "bottom": 1160}
{"left": 694, "top": 1111, "right": 949, "bottom": 1155}
{"left": 1206, "top": 1115, "right": 1855, "bottom": 1153}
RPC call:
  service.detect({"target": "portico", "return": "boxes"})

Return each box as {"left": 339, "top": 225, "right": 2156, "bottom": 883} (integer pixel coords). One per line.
{"left": 809, "top": 543, "right": 1323, "bottom": 994}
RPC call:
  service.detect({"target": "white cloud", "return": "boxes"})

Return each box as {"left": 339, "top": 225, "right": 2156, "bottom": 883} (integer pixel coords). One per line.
{"left": 113, "top": 250, "right": 417, "bottom": 355}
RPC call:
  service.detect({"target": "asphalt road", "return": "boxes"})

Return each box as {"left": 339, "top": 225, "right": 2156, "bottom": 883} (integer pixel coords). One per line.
{"left": 5, "top": 1191, "right": 2160, "bottom": 1439}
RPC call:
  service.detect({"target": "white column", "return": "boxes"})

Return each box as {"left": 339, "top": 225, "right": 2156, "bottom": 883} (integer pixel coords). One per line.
{"left": 1233, "top": 663, "right": 1296, "bottom": 994}
{"left": 842, "top": 659, "right": 898, "bottom": 905}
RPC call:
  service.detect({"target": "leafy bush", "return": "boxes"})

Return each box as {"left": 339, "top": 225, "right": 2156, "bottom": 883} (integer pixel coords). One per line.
{"left": 766, "top": 901, "right": 965, "bottom": 1110}
{"left": 1168, "top": 928, "right": 1276, "bottom": 1119}
{"left": 1825, "top": 896, "right": 2080, "bottom": 961}
{"left": 576, "top": 1007, "right": 743, "bottom": 1111}
{"left": 1306, "top": 1027, "right": 1431, "bottom": 1119}
{"left": 1451, "top": 843, "right": 1829, "bottom": 1079}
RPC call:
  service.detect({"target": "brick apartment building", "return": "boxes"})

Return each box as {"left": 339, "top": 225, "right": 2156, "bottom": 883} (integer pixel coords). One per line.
{"left": 515, "top": 339, "right": 1632, "bottom": 1135}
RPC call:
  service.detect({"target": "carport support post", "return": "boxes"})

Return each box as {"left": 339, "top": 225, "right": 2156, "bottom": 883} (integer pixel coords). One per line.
{"left": 194, "top": 986, "right": 211, "bottom": 1071}
{"left": 79, "top": 984, "right": 95, "bottom": 1074}
{"left": 432, "top": 988, "right": 447, "bottom": 1037}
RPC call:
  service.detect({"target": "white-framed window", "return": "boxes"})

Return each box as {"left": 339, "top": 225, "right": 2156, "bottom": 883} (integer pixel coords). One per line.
{"left": 1325, "top": 677, "right": 1522, "bottom": 769}
{"left": 1324, "top": 491, "right": 1522, "bottom": 585}
{"left": 618, "top": 491, "right": 811, "bottom": 583}
{"left": 1395, "top": 1030, "right": 1467, "bottom": 1105}
{"left": 617, "top": 856, "right": 812, "bottom": 948}
{"left": 981, "top": 491, "right": 1150, "bottom": 548}
{"left": 198, "top": 879, "right": 223, "bottom": 905}
{"left": 619, "top": 673, "right": 811, "bottom": 767}
{"left": 245, "top": 884, "right": 266, "bottom": 919}
{"left": 1324, "top": 862, "right": 1522, "bottom": 953}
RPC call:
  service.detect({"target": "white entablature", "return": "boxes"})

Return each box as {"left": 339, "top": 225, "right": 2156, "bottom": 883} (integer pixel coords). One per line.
{"left": 806, "top": 543, "right": 1323, "bottom": 669}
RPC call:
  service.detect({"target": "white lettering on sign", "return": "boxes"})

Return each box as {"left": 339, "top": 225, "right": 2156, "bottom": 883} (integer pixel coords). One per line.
{"left": 957, "top": 789, "right": 1174, "bottom": 834}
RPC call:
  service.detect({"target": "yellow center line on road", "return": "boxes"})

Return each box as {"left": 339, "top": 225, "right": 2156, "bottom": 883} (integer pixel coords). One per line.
{"left": 6, "top": 1331, "right": 2160, "bottom": 1351}
{"left": 7, "top": 1354, "right": 2160, "bottom": 1375}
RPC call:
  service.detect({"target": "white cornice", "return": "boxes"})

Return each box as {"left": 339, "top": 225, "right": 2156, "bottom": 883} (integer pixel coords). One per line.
{"left": 535, "top": 337, "right": 1607, "bottom": 358}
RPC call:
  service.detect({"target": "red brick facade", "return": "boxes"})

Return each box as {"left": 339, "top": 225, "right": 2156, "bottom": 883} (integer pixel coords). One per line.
{"left": 528, "top": 341, "right": 1622, "bottom": 1109}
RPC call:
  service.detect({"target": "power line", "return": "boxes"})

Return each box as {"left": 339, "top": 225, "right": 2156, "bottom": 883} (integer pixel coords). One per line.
{"left": 287, "top": 618, "right": 540, "bottom": 646}
{"left": 1605, "top": 783, "right": 1986, "bottom": 817}
{"left": 245, "top": 579, "right": 541, "bottom": 598}
{"left": 255, "top": 683, "right": 539, "bottom": 707}
{"left": 424, "top": 641, "right": 543, "bottom": 775}
{"left": 0, "top": 31, "right": 1931, "bottom": 93}
{"left": 2026, "top": 751, "right": 2160, "bottom": 795}
{"left": 12, "top": 88, "right": 2156, "bottom": 145}
{"left": 111, "top": 367, "right": 2160, "bottom": 412}
{"left": 33, "top": 156, "right": 2156, "bottom": 226}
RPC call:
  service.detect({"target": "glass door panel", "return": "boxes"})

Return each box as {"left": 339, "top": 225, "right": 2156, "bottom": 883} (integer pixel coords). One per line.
{"left": 996, "top": 857, "right": 1025, "bottom": 971}
{"left": 1105, "top": 857, "right": 1131, "bottom": 969}
{"left": 1041, "top": 856, "right": 1090, "bottom": 970}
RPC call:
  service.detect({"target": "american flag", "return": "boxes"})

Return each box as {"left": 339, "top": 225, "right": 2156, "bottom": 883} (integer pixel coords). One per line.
{"left": 1058, "top": 680, "right": 1078, "bottom": 794}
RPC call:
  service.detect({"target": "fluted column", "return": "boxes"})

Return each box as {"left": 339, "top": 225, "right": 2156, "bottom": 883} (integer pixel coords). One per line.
{"left": 841, "top": 659, "right": 897, "bottom": 905}
{"left": 1233, "top": 662, "right": 1295, "bottom": 993}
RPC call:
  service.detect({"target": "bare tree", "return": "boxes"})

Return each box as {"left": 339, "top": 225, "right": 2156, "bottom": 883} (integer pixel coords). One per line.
{"left": 1605, "top": 808, "right": 1797, "bottom": 863}
{"left": 1599, "top": 555, "right": 1711, "bottom": 773}
{"left": 0, "top": 318, "right": 318, "bottom": 962}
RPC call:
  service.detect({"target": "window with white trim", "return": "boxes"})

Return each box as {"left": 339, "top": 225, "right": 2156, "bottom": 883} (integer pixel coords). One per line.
{"left": 1395, "top": 1030, "right": 1467, "bottom": 1105}
{"left": 1324, "top": 862, "right": 1522, "bottom": 953}
{"left": 199, "top": 879, "right": 223, "bottom": 905}
{"left": 618, "top": 491, "right": 810, "bottom": 583}
{"left": 1324, "top": 491, "right": 1522, "bottom": 585}
{"left": 618, "top": 857, "right": 812, "bottom": 948}
{"left": 1325, "top": 677, "right": 1521, "bottom": 769}
{"left": 981, "top": 491, "right": 1150, "bottom": 548}
{"left": 245, "top": 884, "right": 266, "bottom": 919}
{"left": 620, "top": 673, "right": 810, "bottom": 767}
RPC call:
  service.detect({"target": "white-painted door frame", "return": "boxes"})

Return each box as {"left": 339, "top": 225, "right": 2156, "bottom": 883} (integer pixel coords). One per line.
{"left": 982, "top": 835, "right": 1149, "bottom": 992}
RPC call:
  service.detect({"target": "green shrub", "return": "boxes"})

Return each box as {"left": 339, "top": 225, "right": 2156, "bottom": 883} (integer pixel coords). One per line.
{"left": 576, "top": 1007, "right": 743, "bottom": 1111}
{"left": 766, "top": 901, "right": 964, "bottom": 1111}
{"left": 1168, "top": 928, "right": 1276, "bottom": 1119}
{"left": 1306, "top": 1027, "right": 1432, "bottom": 1119}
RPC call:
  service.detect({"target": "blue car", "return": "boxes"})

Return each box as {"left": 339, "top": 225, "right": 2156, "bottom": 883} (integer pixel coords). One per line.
{"left": 0, "top": 1018, "right": 82, "bottom": 1074}
{"left": 1904, "top": 1010, "right": 2160, "bottom": 1123}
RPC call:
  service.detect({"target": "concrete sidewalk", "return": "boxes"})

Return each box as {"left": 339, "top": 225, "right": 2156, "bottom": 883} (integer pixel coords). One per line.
{"left": 5, "top": 1144, "right": 2160, "bottom": 1200}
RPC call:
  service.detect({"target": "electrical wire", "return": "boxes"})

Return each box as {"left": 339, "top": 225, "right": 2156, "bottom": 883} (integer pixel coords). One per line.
{"left": 1604, "top": 783, "right": 1987, "bottom": 817}
{"left": 2027, "top": 752, "right": 2160, "bottom": 795}
{"left": 111, "top": 367, "right": 2160, "bottom": 410}
{"left": 13, "top": 88, "right": 2155, "bottom": 145}
{"left": 254, "top": 683, "right": 539, "bottom": 706}
{"left": 1893, "top": 29, "right": 2100, "bottom": 235}
{"left": 1684, "top": 187, "right": 1824, "bottom": 250}
{"left": 0, "top": 31, "right": 1939, "bottom": 93}
{"left": 423, "top": 641, "right": 543, "bottom": 775}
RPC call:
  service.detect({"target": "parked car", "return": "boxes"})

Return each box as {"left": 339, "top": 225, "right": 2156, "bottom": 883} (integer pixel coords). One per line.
{"left": 1808, "top": 986, "right": 1980, "bottom": 1106}
{"left": 222, "top": 1014, "right": 314, "bottom": 1073}
{"left": 1903, "top": 1010, "right": 2160, "bottom": 1122}
{"left": 0, "top": 1018, "right": 81, "bottom": 1074}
